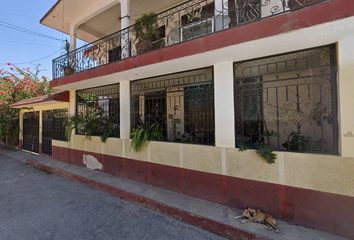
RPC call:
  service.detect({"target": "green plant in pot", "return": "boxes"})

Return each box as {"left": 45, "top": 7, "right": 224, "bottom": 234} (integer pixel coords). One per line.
{"left": 63, "top": 40, "right": 74, "bottom": 76}
{"left": 65, "top": 109, "right": 116, "bottom": 143}
{"left": 134, "top": 13, "right": 159, "bottom": 54}
{"left": 131, "top": 120, "right": 163, "bottom": 152}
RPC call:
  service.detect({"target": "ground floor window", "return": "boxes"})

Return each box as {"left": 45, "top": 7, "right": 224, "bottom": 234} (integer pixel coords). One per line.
{"left": 234, "top": 45, "right": 338, "bottom": 154}
{"left": 76, "top": 84, "right": 120, "bottom": 138}
{"left": 131, "top": 67, "right": 215, "bottom": 146}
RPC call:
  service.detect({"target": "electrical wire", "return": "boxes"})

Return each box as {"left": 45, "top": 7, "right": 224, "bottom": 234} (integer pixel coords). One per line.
{"left": 0, "top": 49, "right": 61, "bottom": 66}
{"left": 0, "top": 20, "right": 61, "bottom": 41}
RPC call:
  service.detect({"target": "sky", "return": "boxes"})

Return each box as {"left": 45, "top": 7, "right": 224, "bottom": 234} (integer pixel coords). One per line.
{"left": 0, "top": 0, "right": 70, "bottom": 79}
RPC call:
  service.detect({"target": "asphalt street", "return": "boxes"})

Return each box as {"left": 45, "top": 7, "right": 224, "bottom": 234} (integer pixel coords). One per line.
{"left": 0, "top": 152, "right": 225, "bottom": 240}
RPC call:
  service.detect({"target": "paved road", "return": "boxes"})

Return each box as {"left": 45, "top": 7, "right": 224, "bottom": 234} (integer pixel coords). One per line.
{"left": 0, "top": 152, "right": 225, "bottom": 240}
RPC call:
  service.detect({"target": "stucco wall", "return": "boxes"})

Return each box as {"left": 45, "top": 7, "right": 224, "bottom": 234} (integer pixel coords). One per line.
{"left": 53, "top": 136, "right": 354, "bottom": 198}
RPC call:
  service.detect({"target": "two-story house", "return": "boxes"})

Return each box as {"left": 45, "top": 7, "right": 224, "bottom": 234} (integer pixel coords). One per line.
{"left": 13, "top": 0, "right": 354, "bottom": 238}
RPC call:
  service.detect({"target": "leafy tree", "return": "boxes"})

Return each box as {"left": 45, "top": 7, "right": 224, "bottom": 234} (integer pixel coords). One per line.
{"left": 0, "top": 63, "right": 52, "bottom": 147}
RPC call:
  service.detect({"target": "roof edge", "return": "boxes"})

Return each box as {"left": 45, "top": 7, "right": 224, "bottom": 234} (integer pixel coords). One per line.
{"left": 40, "top": 0, "right": 62, "bottom": 25}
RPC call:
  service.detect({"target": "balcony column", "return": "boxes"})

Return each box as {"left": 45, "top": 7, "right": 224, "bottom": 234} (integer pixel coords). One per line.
{"left": 69, "top": 25, "right": 77, "bottom": 51}
{"left": 214, "top": 61, "right": 235, "bottom": 148}
{"left": 120, "top": 0, "right": 131, "bottom": 59}
{"left": 214, "top": 0, "right": 228, "bottom": 31}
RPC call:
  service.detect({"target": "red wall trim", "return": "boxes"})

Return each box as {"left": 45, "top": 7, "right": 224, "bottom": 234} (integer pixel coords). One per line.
{"left": 51, "top": 0, "right": 354, "bottom": 88}
{"left": 52, "top": 145, "right": 354, "bottom": 238}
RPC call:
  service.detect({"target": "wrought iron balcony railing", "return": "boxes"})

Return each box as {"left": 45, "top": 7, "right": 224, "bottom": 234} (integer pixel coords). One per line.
{"left": 52, "top": 0, "right": 327, "bottom": 79}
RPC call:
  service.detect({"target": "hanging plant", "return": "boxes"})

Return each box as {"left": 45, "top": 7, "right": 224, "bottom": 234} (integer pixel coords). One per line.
{"left": 238, "top": 128, "right": 277, "bottom": 164}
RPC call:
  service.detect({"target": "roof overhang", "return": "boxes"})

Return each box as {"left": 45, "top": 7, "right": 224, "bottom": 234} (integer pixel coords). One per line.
{"left": 11, "top": 91, "right": 70, "bottom": 109}
{"left": 40, "top": 0, "right": 121, "bottom": 43}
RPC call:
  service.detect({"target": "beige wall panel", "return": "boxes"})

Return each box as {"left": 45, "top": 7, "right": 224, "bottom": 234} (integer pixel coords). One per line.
{"left": 283, "top": 153, "right": 354, "bottom": 197}
{"left": 102, "top": 138, "right": 123, "bottom": 157}
{"left": 225, "top": 148, "right": 280, "bottom": 184}
{"left": 150, "top": 141, "right": 181, "bottom": 168}
{"left": 123, "top": 139, "right": 149, "bottom": 162}
{"left": 182, "top": 144, "right": 222, "bottom": 175}
{"left": 52, "top": 140, "right": 70, "bottom": 148}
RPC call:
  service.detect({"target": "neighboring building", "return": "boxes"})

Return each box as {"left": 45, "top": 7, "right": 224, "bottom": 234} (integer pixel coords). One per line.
{"left": 13, "top": 0, "right": 354, "bottom": 238}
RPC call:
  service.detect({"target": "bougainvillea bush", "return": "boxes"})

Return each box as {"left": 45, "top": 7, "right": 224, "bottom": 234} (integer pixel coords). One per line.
{"left": 0, "top": 63, "right": 52, "bottom": 147}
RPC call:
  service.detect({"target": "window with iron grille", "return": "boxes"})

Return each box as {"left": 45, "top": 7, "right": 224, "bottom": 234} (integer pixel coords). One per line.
{"left": 76, "top": 84, "right": 120, "bottom": 138}
{"left": 234, "top": 45, "right": 338, "bottom": 154}
{"left": 53, "top": 109, "right": 68, "bottom": 141}
{"left": 131, "top": 67, "right": 214, "bottom": 146}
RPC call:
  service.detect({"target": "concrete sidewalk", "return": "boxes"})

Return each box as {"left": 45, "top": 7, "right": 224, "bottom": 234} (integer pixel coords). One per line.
{"left": 3, "top": 149, "right": 347, "bottom": 240}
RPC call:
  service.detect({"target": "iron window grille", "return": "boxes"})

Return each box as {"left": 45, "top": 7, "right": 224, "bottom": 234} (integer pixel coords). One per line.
{"left": 76, "top": 84, "right": 120, "bottom": 138}
{"left": 234, "top": 45, "right": 338, "bottom": 155}
{"left": 131, "top": 67, "right": 215, "bottom": 146}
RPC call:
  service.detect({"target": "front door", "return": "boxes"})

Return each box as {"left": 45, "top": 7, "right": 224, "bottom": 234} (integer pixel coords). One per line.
{"left": 23, "top": 112, "right": 39, "bottom": 153}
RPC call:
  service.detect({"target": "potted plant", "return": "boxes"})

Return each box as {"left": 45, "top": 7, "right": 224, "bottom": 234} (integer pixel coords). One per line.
{"left": 186, "top": 7, "right": 203, "bottom": 24}
{"left": 134, "top": 13, "right": 159, "bottom": 54}
{"left": 130, "top": 120, "right": 163, "bottom": 152}
{"left": 63, "top": 40, "right": 74, "bottom": 76}
{"left": 65, "top": 109, "right": 117, "bottom": 143}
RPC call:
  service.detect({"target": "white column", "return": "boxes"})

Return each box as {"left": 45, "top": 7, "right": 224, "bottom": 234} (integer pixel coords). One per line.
{"left": 120, "top": 81, "right": 131, "bottom": 139}
{"left": 214, "top": 62, "right": 235, "bottom": 148}
{"left": 214, "top": 0, "right": 228, "bottom": 31}
{"left": 338, "top": 37, "right": 354, "bottom": 158}
{"left": 120, "top": 0, "right": 131, "bottom": 58}
{"left": 69, "top": 25, "right": 77, "bottom": 51}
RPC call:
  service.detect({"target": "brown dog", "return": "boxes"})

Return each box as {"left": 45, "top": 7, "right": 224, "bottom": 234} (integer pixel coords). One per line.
{"left": 235, "top": 207, "right": 279, "bottom": 232}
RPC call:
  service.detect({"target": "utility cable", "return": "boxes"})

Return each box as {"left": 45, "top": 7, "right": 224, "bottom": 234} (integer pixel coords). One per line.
{"left": 0, "top": 49, "right": 61, "bottom": 66}
{"left": 0, "top": 20, "right": 61, "bottom": 41}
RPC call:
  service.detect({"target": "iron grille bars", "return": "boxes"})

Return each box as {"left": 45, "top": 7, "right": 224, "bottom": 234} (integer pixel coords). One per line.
{"left": 76, "top": 84, "right": 120, "bottom": 138}
{"left": 234, "top": 45, "right": 338, "bottom": 154}
{"left": 52, "top": 0, "right": 327, "bottom": 79}
{"left": 131, "top": 67, "right": 215, "bottom": 146}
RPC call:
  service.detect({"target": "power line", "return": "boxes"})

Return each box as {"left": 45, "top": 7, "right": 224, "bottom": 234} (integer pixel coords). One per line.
{"left": 0, "top": 20, "right": 61, "bottom": 41}
{"left": 0, "top": 39, "right": 57, "bottom": 47}
{"left": 0, "top": 49, "right": 61, "bottom": 66}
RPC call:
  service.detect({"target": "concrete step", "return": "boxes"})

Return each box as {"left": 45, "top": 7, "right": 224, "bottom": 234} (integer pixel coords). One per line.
{"left": 19, "top": 153, "right": 346, "bottom": 240}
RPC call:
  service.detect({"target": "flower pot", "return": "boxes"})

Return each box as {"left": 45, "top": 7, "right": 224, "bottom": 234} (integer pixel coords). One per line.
{"left": 64, "top": 66, "right": 74, "bottom": 76}
{"left": 136, "top": 40, "right": 153, "bottom": 55}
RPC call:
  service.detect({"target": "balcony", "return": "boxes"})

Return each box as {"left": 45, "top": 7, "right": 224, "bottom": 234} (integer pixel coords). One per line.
{"left": 52, "top": 0, "right": 327, "bottom": 79}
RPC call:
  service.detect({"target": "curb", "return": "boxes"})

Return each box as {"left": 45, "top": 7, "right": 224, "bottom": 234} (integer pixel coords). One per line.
{"left": 26, "top": 159, "right": 269, "bottom": 240}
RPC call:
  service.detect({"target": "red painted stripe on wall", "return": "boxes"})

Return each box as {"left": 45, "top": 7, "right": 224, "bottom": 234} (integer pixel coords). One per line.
{"left": 52, "top": 145, "right": 354, "bottom": 238}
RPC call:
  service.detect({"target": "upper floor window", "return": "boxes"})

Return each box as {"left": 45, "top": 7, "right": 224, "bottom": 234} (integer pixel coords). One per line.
{"left": 131, "top": 67, "right": 215, "bottom": 146}
{"left": 76, "top": 84, "right": 120, "bottom": 138}
{"left": 234, "top": 45, "right": 338, "bottom": 154}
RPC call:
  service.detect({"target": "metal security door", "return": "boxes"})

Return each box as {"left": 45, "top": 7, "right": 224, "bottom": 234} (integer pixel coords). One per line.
{"left": 23, "top": 112, "right": 39, "bottom": 153}
{"left": 42, "top": 110, "right": 53, "bottom": 155}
